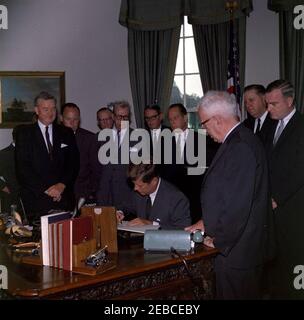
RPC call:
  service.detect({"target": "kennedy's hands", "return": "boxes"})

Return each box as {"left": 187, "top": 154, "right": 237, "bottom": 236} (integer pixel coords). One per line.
{"left": 116, "top": 210, "right": 125, "bottom": 223}
{"left": 127, "top": 218, "right": 152, "bottom": 226}
{"left": 45, "top": 183, "right": 66, "bottom": 202}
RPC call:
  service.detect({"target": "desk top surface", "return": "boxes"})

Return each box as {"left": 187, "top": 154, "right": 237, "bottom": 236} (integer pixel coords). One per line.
{"left": 0, "top": 237, "right": 217, "bottom": 298}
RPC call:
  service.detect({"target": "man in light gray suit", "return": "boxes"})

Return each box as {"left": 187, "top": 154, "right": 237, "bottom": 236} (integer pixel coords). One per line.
{"left": 117, "top": 163, "right": 191, "bottom": 230}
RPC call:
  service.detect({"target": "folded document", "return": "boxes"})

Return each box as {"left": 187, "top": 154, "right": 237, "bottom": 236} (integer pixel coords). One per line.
{"left": 117, "top": 221, "right": 159, "bottom": 234}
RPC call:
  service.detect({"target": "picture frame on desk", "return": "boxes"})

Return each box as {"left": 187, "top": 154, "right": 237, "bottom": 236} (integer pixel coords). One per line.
{"left": 0, "top": 71, "right": 65, "bottom": 128}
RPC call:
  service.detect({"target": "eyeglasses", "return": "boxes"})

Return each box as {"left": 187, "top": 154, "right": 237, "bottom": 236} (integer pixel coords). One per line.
{"left": 200, "top": 117, "right": 213, "bottom": 128}
{"left": 144, "top": 114, "right": 159, "bottom": 121}
{"left": 115, "top": 115, "right": 130, "bottom": 121}
{"left": 98, "top": 117, "right": 112, "bottom": 122}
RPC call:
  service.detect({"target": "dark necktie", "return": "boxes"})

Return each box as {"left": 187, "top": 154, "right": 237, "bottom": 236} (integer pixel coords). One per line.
{"left": 146, "top": 196, "right": 152, "bottom": 220}
{"left": 45, "top": 126, "right": 53, "bottom": 159}
{"left": 255, "top": 118, "right": 261, "bottom": 134}
{"left": 117, "top": 130, "right": 121, "bottom": 147}
{"left": 152, "top": 130, "right": 158, "bottom": 149}
{"left": 117, "top": 130, "right": 121, "bottom": 163}
{"left": 176, "top": 133, "right": 182, "bottom": 162}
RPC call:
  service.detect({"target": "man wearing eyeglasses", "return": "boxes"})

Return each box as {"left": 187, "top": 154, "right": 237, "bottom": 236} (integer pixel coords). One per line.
{"left": 96, "top": 107, "right": 114, "bottom": 131}
{"left": 186, "top": 91, "right": 269, "bottom": 300}
{"left": 144, "top": 104, "right": 169, "bottom": 138}
{"left": 143, "top": 104, "right": 169, "bottom": 169}
{"left": 96, "top": 101, "right": 137, "bottom": 212}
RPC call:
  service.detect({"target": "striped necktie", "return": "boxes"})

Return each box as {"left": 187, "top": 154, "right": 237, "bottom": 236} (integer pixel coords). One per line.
{"left": 273, "top": 120, "right": 284, "bottom": 146}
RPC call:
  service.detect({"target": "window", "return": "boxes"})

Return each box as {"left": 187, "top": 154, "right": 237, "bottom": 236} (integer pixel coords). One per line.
{"left": 170, "top": 17, "right": 203, "bottom": 130}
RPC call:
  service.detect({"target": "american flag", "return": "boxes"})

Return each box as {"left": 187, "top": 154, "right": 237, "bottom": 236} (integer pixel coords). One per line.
{"left": 227, "top": 19, "right": 241, "bottom": 116}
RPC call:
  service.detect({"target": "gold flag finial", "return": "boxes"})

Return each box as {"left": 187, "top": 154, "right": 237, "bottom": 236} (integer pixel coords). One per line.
{"left": 225, "top": 1, "right": 239, "bottom": 18}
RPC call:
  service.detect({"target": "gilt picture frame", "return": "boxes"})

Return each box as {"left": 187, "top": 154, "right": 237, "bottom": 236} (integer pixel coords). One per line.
{"left": 0, "top": 71, "right": 65, "bottom": 128}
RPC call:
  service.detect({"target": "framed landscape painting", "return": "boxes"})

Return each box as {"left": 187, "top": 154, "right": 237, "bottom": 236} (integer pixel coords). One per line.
{"left": 0, "top": 71, "right": 65, "bottom": 128}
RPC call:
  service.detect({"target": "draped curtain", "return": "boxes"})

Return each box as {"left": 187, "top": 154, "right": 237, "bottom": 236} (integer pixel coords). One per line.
{"left": 119, "top": 0, "right": 253, "bottom": 126}
{"left": 268, "top": 0, "right": 304, "bottom": 112}
{"left": 192, "top": 22, "right": 229, "bottom": 92}
{"left": 189, "top": 1, "right": 250, "bottom": 101}
{"left": 128, "top": 28, "right": 180, "bottom": 127}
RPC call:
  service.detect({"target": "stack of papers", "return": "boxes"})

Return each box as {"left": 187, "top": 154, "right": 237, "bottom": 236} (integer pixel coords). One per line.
{"left": 117, "top": 221, "right": 159, "bottom": 234}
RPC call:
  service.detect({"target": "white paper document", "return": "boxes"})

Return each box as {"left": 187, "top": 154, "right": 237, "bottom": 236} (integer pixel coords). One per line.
{"left": 117, "top": 221, "right": 159, "bottom": 234}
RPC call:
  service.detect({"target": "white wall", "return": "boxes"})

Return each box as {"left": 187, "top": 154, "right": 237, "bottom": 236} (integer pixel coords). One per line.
{"left": 0, "top": 0, "right": 280, "bottom": 149}
{"left": 0, "top": 0, "right": 133, "bottom": 149}
{"left": 245, "top": 0, "right": 280, "bottom": 86}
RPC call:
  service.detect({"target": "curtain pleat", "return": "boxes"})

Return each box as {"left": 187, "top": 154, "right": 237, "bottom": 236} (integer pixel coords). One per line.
{"left": 128, "top": 28, "right": 180, "bottom": 127}
{"left": 279, "top": 11, "right": 304, "bottom": 112}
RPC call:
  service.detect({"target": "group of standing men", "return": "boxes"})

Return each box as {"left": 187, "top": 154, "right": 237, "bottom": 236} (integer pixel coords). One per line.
{"left": 186, "top": 80, "right": 304, "bottom": 300}
{"left": 0, "top": 78, "right": 303, "bottom": 300}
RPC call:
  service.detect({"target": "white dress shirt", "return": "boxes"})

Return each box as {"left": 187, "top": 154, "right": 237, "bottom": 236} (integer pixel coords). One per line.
{"left": 38, "top": 120, "right": 53, "bottom": 148}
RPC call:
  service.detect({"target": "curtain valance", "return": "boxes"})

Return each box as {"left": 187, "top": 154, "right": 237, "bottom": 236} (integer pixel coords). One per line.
{"left": 119, "top": 0, "right": 253, "bottom": 30}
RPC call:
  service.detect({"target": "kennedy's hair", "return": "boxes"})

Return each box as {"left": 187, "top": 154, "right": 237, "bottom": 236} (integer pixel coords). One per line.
{"left": 266, "top": 79, "right": 295, "bottom": 100}
{"left": 34, "top": 91, "right": 56, "bottom": 106}
{"left": 128, "top": 163, "right": 159, "bottom": 183}
{"left": 197, "top": 91, "right": 237, "bottom": 118}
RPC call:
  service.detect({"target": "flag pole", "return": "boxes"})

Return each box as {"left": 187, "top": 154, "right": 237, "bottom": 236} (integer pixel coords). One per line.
{"left": 225, "top": 0, "right": 242, "bottom": 119}
{"left": 225, "top": 1, "right": 238, "bottom": 19}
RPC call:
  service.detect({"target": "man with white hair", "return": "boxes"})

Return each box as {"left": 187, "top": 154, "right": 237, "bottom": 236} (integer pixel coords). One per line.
{"left": 186, "top": 91, "right": 269, "bottom": 299}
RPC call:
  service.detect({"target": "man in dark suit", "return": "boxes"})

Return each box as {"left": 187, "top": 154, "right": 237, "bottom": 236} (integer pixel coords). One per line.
{"left": 243, "top": 84, "right": 277, "bottom": 146}
{"left": 117, "top": 163, "right": 191, "bottom": 229}
{"left": 144, "top": 104, "right": 170, "bottom": 155}
{"left": 15, "top": 92, "right": 79, "bottom": 222}
{"left": 265, "top": 79, "right": 304, "bottom": 299}
{"left": 0, "top": 127, "right": 21, "bottom": 213}
{"left": 186, "top": 91, "right": 269, "bottom": 299}
{"left": 143, "top": 104, "right": 171, "bottom": 182}
{"left": 61, "top": 103, "right": 96, "bottom": 203}
{"left": 96, "top": 101, "right": 137, "bottom": 211}
{"left": 167, "top": 103, "right": 219, "bottom": 224}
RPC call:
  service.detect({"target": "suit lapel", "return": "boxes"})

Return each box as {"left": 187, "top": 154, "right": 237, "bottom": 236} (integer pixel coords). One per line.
{"left": 34, "top": 123, "right": 49, "bottom": 157}
{"left": 202, "top": 125, "right": 241, "bottom": 183}
{"left": 52, "top": 124, "right": 61, "bottom": 158}
{"left": 272, "top": 112, "right": 299, "bottom": 152}
{"left": 150, "top": 179, "right": 163, "bottom": 219}
{"left": 202, "top": 141, "right": 227, "bottom": 184}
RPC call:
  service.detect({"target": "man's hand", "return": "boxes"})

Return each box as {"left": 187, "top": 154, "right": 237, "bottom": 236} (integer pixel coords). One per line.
{"left": 116, "top": 210, "right": 125, "bottom": 223}
{"left": 127, "top": 218, "right": 152, "bottom": 226}
{"left": 204, "top": 236, "right": 215, "bottom": 248}
{"left": 184, "top": 219, "right": 205, "bottom": 233}
{"left": 45, "top": 183, "right": 66, "bottom": 200}
{"left": 1, "top": 186, "right": 10, "bottom": 194}
{"left": 271, "top": 198, "right": 278, "bottom": 210}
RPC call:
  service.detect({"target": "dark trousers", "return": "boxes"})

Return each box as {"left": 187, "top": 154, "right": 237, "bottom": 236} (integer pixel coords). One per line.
{"left": 215, "top": 255, "right": 262, "bottom": 300}
{"left": 21, "top": 189, "right": 74, "bottom": 223}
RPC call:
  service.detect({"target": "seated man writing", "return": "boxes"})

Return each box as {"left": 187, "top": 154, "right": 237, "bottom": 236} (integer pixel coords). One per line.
{"left": 117, "top": 163, "right": 191, "bottom": 229}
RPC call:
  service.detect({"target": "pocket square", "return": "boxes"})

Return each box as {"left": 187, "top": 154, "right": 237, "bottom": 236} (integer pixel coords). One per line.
{"left": 61, "top": 143, "right": 68, "bottom": 148}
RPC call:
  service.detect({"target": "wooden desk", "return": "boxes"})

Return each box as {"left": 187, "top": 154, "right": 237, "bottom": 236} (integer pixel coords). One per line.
{"left": 0, "top": 240, "right": 217, "bottom": 300}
